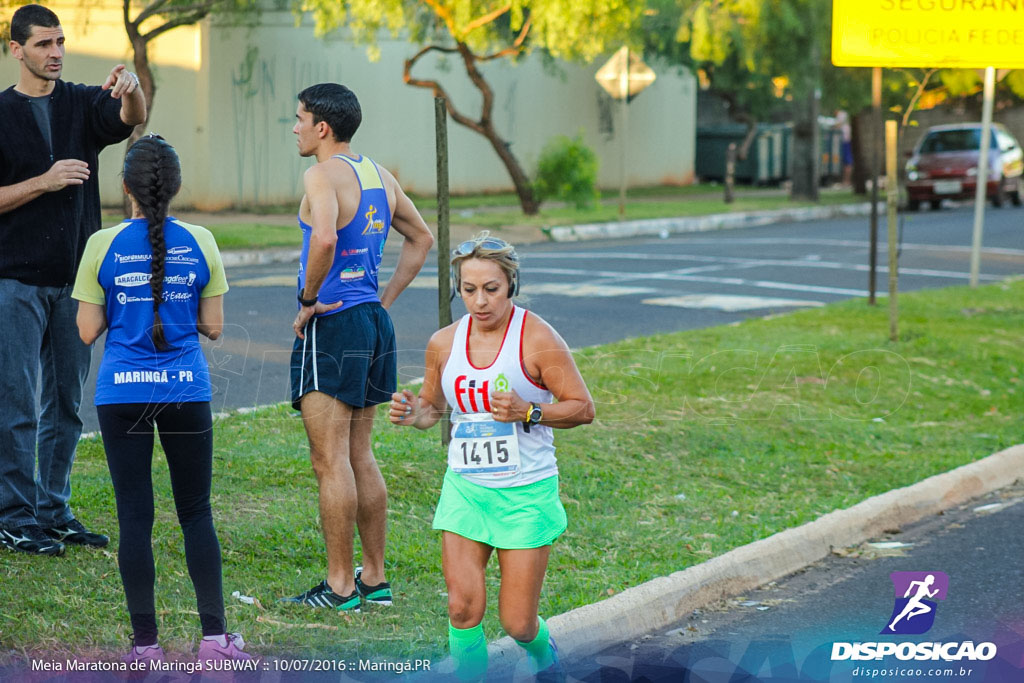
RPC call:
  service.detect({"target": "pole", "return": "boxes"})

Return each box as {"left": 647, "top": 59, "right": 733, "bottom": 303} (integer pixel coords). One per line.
{"left": 886, "top": 120, "right": 899, "bottom": 342}
{"left": 619, "top": 49, "right": 629, "bottom": 219}
{"left": 969, "top": 66, "right": 996, "bottom": 289}
{"left": 435, "top": 96, "right": 452, "bottom": 446}
{"left": 868, "top": 67, "right": 881, "bottom": 305}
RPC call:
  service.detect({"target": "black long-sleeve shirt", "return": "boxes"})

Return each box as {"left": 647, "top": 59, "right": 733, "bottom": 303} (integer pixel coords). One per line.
{"left": 0, "top": 80, "right": 134, "bottom": 287}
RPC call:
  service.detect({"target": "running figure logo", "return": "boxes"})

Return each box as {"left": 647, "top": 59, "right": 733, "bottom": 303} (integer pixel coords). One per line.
{"left": 362, "top": 205, "right": 385, "bottom": 235}
{"left": 881, "top": 571, "right": 949, "bottom": 635}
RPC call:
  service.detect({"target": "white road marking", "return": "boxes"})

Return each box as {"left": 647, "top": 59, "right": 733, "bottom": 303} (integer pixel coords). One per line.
{"left": 524, "top": 252, "right": 1005, "bottom": 280}
{"left": 522, "top": 283, "right": 658, "bottom": 297}
{"left": 642, "top": 294, "right": 825, "bottom": 311}
{"left": 230, "top": 275, "right": 297, "bottom": 287}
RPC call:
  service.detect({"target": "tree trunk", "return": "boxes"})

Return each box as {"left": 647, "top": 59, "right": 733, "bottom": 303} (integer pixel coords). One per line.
{"left": 851, "top": 108, "right": 869, "bottom": 195}
{"left": 790, "top": 88, "right": 820, "bottom": 201}
{"left": 405, "top": 41, "right": 539, "bottom": 215}
{"left": 480, "top": 124, "right": 538, "bottom": 215}
{"left": 122, "top": 29, "right": 156, "bottom": 216}
{"left": 724, "top": 142, "right": 736, "bottom": 203}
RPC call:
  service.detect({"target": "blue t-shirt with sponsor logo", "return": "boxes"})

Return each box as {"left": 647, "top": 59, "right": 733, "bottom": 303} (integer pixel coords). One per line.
{"left": 297, "top": 154, "right": 391, "bottom": 316}
{"left": 72, "top": 217, "right": 228, "bottom": 405}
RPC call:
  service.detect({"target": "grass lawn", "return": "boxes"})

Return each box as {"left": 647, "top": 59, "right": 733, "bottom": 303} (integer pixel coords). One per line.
{"left": 2, "top": 279, "right": 1020, "bottom": 665}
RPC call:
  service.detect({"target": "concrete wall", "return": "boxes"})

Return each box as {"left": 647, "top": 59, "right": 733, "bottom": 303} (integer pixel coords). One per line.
{"left": 2, "top": 2, "right": 697, "bottom": 209}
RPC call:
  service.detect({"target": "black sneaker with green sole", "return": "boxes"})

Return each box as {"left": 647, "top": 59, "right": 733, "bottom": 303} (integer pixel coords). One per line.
{"left": 279, "top": 580, "right": 360, "bottom": 612}
{"left": 355, "top": 568, "right": 393, "bottom": 606}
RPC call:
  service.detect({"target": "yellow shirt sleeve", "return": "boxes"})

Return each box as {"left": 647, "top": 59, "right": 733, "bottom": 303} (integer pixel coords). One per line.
{"left": 177, "top": 221, "right": 229, "bottom": 298}
{"left": 71, "top": 223, "right": 127, "bottom": 305}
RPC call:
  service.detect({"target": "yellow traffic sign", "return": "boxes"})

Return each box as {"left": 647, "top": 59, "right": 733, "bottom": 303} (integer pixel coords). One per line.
{"left": 595, "top": 47, "right": 656, "bottom": 100}
{"left": 832, "top": 0, "right": 1024, "bottom": 68}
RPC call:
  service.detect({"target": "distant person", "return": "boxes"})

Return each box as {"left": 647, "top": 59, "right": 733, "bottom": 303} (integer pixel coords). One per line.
{"left": 280, "top": 83, "right": 434, "bottom": 611}
{"left": 389, "top": 233, "right": 595, "bottom": 681}
{"left": 73, "top": 135, "right": 249, "bottom": 664}
{"left": 834, "top": 108, "right": 853, "bottom": 186}
{"left": 0, "top": 3, "right": 145, "bottom": 556}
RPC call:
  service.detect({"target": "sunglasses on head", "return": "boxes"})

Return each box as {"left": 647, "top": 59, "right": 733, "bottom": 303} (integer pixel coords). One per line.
{"left": 453, "top": 238, "right": 512, "bottom": 256}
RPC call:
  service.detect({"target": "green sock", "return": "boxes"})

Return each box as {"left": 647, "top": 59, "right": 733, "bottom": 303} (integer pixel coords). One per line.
{"left": 514, "top": 616, "right": 555, "bottom": 672}
{"left": 448, "top": 621, "right": 488, "bottom": 681}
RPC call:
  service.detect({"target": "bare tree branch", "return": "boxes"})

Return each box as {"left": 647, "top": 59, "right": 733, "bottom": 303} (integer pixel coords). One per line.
{"left": 404, "top": 45, "right": 486, "bottom": 136}
{"left": 463, "top": 3, "right": 511, "bottom": 35}
{"left": 478, "top": 15, "right": 531, "bottom": 61}
{"left": 899, "top": 68, "right": 939, "bottom": 132}
{"left": 143, "top": 8, "right": 215, "bottom": 41}
{"left": 131, "top": 0, "right": 175, "bottom": 28}
{"left": 419, "top": 0, "right": 458, "bottom": 37}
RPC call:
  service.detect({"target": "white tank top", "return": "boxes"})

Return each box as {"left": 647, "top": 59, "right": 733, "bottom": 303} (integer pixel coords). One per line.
{"left": 441, "top": 305, "right": 556, "bottom": 488}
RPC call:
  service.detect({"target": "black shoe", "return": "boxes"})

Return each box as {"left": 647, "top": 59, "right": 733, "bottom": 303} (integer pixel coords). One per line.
{"left": 0, "top": 524, "right": 65, "bottom": 556}
{"left": 44, "top": 518, "right": 109, "bottom": 547}
{"left": 355, "top": 567, "right": 393, "bottom": 606}
{"left": 278, "top": 580, "right": 360, "bottom": 612}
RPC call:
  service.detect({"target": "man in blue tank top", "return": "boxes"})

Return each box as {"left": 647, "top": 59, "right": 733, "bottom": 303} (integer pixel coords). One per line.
{"left": 281, "top": 83, "right": 434, "bottom": 611}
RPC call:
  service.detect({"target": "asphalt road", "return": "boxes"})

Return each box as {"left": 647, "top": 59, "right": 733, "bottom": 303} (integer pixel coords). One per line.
{"left": 567, "top": 484, "right": 1024, "bottom": 683}
{"left": 74, "top": 204, "right": 1024, "bottom": 433}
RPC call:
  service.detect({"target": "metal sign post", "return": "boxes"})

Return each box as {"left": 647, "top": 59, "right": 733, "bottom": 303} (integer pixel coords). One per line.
{"left": 969, "top": 66, "right": 996, "bottom": 289}
{"left": 595, "top": 47, "right": 656, "bottom": 221}
{"left": 868, "top": 67, "right": 881, "bottom": 306}
{"left": 886, "top": 120, "right": 899, "bottom": 342}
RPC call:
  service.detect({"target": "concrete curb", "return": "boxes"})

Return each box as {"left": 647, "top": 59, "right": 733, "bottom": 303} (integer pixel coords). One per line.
{"left": 546, "top": 201, "right": 883, "bottom": 242}
{"left": 487, "top": 443, "right": 1024, "bottom": 671}
{"left": 214, "top": 202, "right": 878, "bottom": 264}
{"left": 221, "top": 247, "right": 300, "bottom": 268}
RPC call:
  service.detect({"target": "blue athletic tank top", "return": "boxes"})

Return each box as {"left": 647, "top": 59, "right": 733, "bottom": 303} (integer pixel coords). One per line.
{"left": 297, "top": 154, "right": 391, "bottom": 316}
{"left": 71, "top": 217, "right": 229, "bottom": 405}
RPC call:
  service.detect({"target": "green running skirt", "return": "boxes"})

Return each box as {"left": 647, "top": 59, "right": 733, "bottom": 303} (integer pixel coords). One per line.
{"left": 432, "top": 469, "right": 567, "bottom": 549}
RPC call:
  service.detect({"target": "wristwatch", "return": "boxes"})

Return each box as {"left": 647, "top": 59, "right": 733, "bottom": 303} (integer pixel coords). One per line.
{"left": 298, "top": 288, "right": 318, "bottom": 307}
{"left": 525, "top": 402, "right": 543, "bottom": 426}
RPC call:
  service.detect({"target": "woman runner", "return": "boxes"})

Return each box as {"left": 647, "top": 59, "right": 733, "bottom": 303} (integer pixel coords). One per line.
{"left": 389, "top": 233, "right": 594, "bottom": 681}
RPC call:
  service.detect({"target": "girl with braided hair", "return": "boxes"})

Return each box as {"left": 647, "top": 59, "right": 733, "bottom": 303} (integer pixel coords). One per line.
{"left": 72, "top": 135, "right": 250, "bottom": 664}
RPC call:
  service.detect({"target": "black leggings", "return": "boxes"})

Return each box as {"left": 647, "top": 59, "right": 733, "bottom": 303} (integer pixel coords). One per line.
{"left": 97, "top": 402, "right": 225, "bottom": 645}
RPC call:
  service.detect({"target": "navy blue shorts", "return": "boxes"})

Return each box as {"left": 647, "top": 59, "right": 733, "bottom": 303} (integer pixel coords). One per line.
{"left": 290, "top": 302, "right": 397, "bottom": 410}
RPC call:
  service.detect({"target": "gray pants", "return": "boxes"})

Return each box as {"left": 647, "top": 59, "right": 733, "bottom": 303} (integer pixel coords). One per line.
{"left": 0, "top": 278, "right": 92, "bottom": 529}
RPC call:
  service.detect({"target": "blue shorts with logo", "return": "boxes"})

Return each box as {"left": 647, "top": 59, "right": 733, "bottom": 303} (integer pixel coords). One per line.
{"left": 290, "top": 302, "right": 397, "bottom": 410}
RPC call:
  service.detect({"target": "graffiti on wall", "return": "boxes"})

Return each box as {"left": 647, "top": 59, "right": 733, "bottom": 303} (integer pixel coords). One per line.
{"left": 229, "top": 45, "right": 345, "bottom": 205}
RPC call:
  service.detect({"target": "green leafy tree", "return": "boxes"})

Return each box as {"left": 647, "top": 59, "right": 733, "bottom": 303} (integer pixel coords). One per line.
{"left": 640, "top": 0, "right": 835, "bottom": 198}
{"left": 298, "top": 0, "right": 643, "bottom": 215}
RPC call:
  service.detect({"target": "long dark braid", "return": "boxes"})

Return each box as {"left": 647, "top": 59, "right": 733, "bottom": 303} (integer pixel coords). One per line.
{"left": 123, "top": 135, "right": 182, "bottom": 351}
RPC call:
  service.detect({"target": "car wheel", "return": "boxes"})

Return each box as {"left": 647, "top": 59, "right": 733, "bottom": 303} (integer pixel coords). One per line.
{"left": 930, "top": 200, "right": 942, "bottom": 211}
{"left": 1011, "top": 177, "right": 1023, "bottom": 207}
{"left": 991, "top": 180, "right": 1006, "bottom": 208}
{"left": 907, "top": 199, "right": 921, "bottom": 212}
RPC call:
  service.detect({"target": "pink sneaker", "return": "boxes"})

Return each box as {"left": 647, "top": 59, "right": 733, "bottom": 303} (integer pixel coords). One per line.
{"left": 197, "top": 633, "right": 252, "bottom": 661}
{"left": 122, "top": 642, "right": 166, "bottom": 664}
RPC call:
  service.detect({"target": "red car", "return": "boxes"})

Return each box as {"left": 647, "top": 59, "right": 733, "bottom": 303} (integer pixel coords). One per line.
{"left": 904, "top": 123, "right": 1024, "bottom": 211}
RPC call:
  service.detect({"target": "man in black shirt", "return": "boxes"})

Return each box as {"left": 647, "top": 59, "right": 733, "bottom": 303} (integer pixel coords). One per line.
{"left": 0, "top": 4, "right": 146, "bottom": 556}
